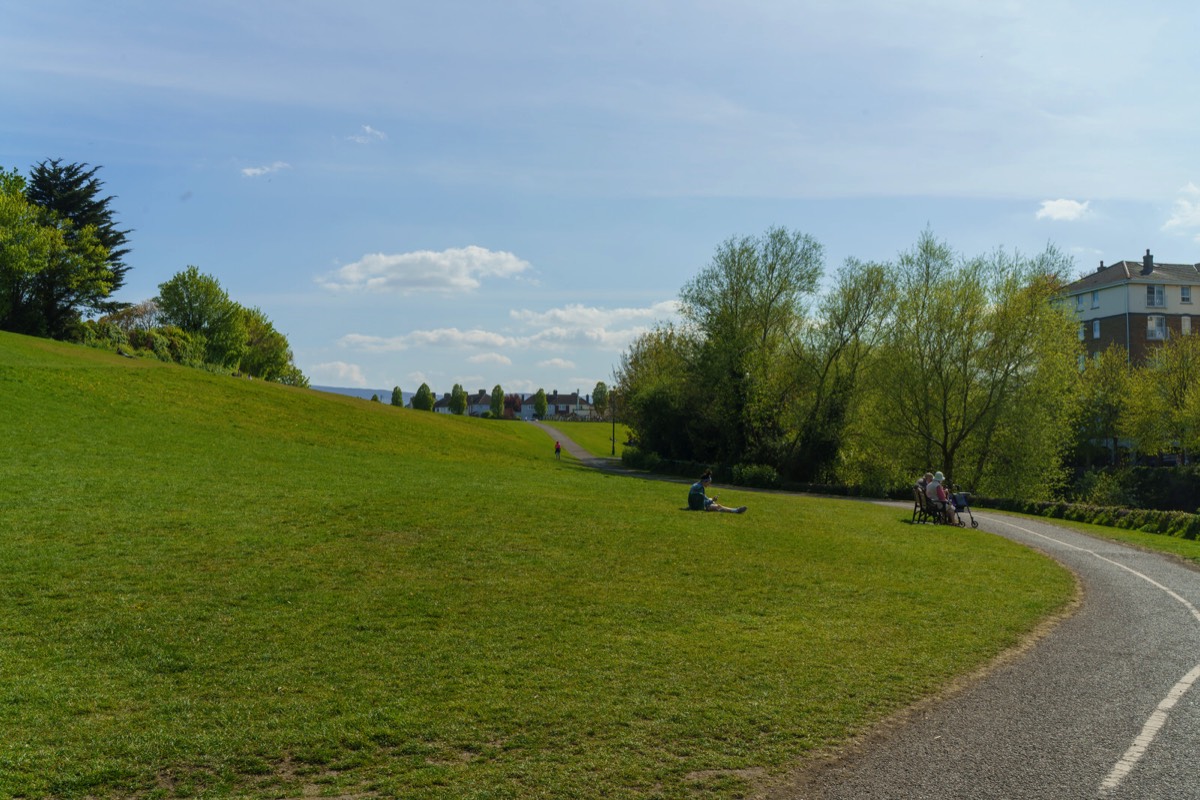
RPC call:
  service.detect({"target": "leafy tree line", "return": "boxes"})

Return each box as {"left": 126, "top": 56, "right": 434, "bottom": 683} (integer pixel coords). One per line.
{"left": 1078, "top": 336, "right": 1200, "bottom": 475}
{"left": 1, "top": 160, "right": 307, "bottom": 386}
{"left": 617, "top": 227, "right": 1081, "bottom": 500}
{"left": 402, "top": 382, "right": 613, "bottom": 421}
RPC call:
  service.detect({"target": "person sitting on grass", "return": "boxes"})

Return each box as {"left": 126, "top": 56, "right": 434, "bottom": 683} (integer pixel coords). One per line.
{"left": 687, "top": 470, "right": 747, "bottom": 513}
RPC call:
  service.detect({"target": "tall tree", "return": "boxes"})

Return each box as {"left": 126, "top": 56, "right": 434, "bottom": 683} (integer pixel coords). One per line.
{"left": 156, "top": 266, "right": 247, "bottom": 368}
{"left": 490, "top": 384, "right": 504, "bottom": 418}
{"left": 26, "top": 159, "right": 131, "bottom": 303}
{"left": 592, "top": 381, "right": 609, "bottom": 419}
{"left": 863, "top": 232, "right": 1079, "bottom": 497}
{"left": 1079, "top": 344, "right": 1132, "bottom": 465}
{"left": 1124, "top": 334, "right": 1200, "bottom": 462}
{"left": 391, "top": 386, "right": 404, "bottom": 407}
{"left": 678, "top": 226, "right": 824, "bottom": 465}
{"left": 239, "top": 305, "right": 301, "bottom": 382}
{"left": 782, "top": 258, "right": 893, "bottom": 481}
{"left": 412, "top": 383, "right": 434, "bottom": 411}
{"left": 0, "top": 167, "right": 113, "bottom": 338}
{"left": 533, "top": 388, "right": 548, "bottom": 419}
{"left": 616, "top": 325, "right": 697, "bottom": 459}
{"left": 449, "top": 384, "right": 467, "bottom": 415}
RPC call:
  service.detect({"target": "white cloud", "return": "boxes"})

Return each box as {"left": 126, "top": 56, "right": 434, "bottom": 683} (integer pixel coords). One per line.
{"left": 348, "top": 124, "right": 388, "bottom": 144}
{"left": 538, "top": 358, "right": 576, "bottom": 369}
{"left": 511, "top": 300, "right": 679, "bottom": 328}
{"left": 241, "top": 161, "right": 291, "bottom": 177}
{"left": 320, "top": 246, "right": 531, "bottom": 293}
{"left": 1163, "top": 183, "right": 1200, "bottom": 241}
{"left": 468, "top": 353, "right": 512, "bottom": 365}
{"left": 1035, "top": 199, "right": 1091, "bottom": 221}
{"left": 340, "top": 328, "right": 518, "bottom": 352}
{"left": 309, "top": 361, "right": 368, "bottom": 387}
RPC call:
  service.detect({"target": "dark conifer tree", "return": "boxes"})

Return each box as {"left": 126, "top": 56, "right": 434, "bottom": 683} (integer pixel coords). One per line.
{"left": 27, "top": 159, "right": 132, "bottom": 303}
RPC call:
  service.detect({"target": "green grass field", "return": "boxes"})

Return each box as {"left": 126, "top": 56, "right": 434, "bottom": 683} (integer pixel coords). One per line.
{"left": 0, "top": 332, "right": 1074, "bottom": 799}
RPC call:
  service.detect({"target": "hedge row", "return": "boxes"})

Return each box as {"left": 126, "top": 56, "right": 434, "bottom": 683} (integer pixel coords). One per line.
{"left": 970, "top": 496, "right": 1200, "bottom": 540}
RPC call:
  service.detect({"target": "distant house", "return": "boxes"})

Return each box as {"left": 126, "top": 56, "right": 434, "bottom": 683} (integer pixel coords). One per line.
{"left": 544, "top": 390, "right": 595, "bottom": 420}
{"left": 466, "top": 389, "right": 492, "bottom": 417}
{"left": 432, "top": 392, "right": 453, "bottom": 414}
{"left": 1062, "top": 249, "right": 1200, "bottom": 365}
{"left": 505, "top": 393, "right": 529, "bottom": 420}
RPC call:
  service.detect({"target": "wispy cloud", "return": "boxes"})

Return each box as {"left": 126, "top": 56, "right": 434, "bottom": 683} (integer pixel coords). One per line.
{"left": 309, "top": 360, "right": 367, "bottom": 387}
{"left": 339, "top": 329, "right": 518, "bottom": 352}
{"left": 338, "top": 299, "right": 678, "bottom": 360}
{"left": 320, "top": 246, "right": 531, "bottom": 293}
{"left": 538, "top": 358, "right": 576, "bottom": 369}
{"left": 348, "top": 124, "right": 388, "bottom": 144}
{"left": 1035, "top": 199, "right": 1091, "bottom": 221}
{"left": 1163, "top": 183, "right": 1200, "bottom": 241}
{"left": 241, "top": 161, "right": 291, "bottom": 177}
{"left": 468, "top": 353, "right": 512, "bottom": 365}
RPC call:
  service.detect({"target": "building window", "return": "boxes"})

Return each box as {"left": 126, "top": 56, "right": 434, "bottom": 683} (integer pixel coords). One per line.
{"left": 1148, "top": 315, "right": 1168, "bottom": 340}
{"left": 1184, "top": 286, "right": 1193, "bottom": 304}
{"left": 1093, "top": 319, "right": 1101, "bottom": 339}
{"left": 1147, "top": 285, "right": 1166, "bottom": 307}
{"left": 1079, "top": 323, "right": 1086, "bottom": 341}
{"left": 1092, "top": 290, "right": 1100, "bottom": 308}
{"left": 1075, "top": 295, "right": 1084, "bottom": 310}
{"left": 1185, "top": 316, "right": 1193, "bottom": 336}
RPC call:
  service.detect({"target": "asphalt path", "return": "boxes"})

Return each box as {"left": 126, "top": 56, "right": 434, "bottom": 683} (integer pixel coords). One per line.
{"left": 533, "top": 424, "right": 1200, "bottom": 798}
{"left": 784, "top": 512, "right": 1200, "bottom": 800}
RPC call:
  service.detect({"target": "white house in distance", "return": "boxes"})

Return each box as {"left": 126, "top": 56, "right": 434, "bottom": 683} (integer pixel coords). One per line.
{"left": 422, "top": 389, "right": 598, "bottom": 419}
{"left": 1061, "top": 249, "right": 1200, "bottom": 365}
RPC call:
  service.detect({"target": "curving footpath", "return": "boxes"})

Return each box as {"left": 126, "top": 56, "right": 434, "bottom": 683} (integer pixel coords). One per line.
{"left": 533, "top": 424, "right": 1200, "bottom": 798}
{"left": 788, "top": 513, "right": 1200, "bottom": 800}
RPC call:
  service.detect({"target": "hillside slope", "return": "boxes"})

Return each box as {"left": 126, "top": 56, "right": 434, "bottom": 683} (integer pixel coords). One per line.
{"left": 0, "top": 332, "right": 1073, "bottom": 799}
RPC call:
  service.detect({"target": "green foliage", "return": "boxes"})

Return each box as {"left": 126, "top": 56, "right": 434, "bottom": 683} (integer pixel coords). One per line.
{"left": 853, "top": 233, "right": 1079, "bottom": 498}
{"left": 449, "top": 383, "right": 467, "bottom": 415}
{"left": 677, "top": 226, "right": 824, "bottom": 466}
{"left": 391, "top": 385, "right": 403, "bottom": 406}
{"left": 26, "top": 159, "right": 131, "bottom": 300}
{"left": 0, "top": 168, "right": 114, "bottom": 338}
{"left": 490, "top": 383, "right": 504, "bottom": 418}
{"left": 156, "top": 266, "right": 247, "bottom": 368}
{"left": 732, "top": 463, "right": 780, "bottom": 489}
{"left": 533, "top": 387, "right": 548, "bottom": 418}
{"left": 239, "top": 305, "right": 301, "bottom": 382}
{"left": 412, "top": 382, "right": 434, "bottom": 411}
{"left": 592, "top": 380, "right": 609, "bottom": 417}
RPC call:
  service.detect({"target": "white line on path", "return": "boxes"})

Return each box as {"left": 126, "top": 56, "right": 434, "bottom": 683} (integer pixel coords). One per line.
{"left": 988, "top": 518, "right": 1200, "bottom": 796}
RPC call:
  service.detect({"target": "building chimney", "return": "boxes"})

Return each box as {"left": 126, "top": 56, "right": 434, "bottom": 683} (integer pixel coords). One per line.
{"left": 1142, "top": 249, "right": 1154, "bottom": 275}
{"left": 1097, "top": 260, "right": 1104, "bottom": 272}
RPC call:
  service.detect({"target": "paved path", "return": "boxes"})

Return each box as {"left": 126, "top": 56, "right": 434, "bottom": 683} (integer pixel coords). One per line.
{"left": 794, "top": 512, "right": 1200, "bottom": 800}
{"left": 530, "top": 423, "right": 1200, "bottom": 798}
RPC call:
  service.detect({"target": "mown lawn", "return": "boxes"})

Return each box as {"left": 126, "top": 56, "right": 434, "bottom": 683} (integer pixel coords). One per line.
{"left": 0, "top": 332, "right": 1074, "bottom": 799}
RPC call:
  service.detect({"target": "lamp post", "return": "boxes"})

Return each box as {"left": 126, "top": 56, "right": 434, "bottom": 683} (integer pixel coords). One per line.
{"left": 611, "top": 390, "right": 616, "bottom": 456}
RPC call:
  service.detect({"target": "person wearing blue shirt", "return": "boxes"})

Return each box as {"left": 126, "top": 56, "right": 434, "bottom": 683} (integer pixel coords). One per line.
{"left": 688, "top": 470, "right": 746, "bottom": 513}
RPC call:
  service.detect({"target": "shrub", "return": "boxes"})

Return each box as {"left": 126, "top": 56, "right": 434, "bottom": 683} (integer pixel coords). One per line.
{"left": 732, "top": 463, "right": 780, "bottom": 489}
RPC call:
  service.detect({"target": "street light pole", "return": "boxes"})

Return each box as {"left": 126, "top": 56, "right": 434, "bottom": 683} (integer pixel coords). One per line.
{"left": 611, "top": 391, "right": 616, "bottom": 456}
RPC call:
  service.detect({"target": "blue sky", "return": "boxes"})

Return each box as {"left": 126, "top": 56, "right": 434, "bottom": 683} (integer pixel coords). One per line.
{"left": 5, "top": 1, "right": 1200, "bottom": 395}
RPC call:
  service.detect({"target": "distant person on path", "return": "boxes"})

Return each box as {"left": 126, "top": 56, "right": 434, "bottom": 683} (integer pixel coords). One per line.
{"left": 555, "top": 441, "right": 562, "bottom": 460}
{"left": 687, "top": 470, "right": 747, "bottom": 513}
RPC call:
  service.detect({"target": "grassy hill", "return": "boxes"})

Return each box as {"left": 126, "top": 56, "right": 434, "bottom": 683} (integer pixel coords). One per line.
{"left": 0, "top": 332, "right": 1073, "bottom": 799}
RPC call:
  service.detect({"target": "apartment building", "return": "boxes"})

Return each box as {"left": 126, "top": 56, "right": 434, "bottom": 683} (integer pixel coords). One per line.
{"left": 1061, "top": 249, "right": 1200, "bottom": 364}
